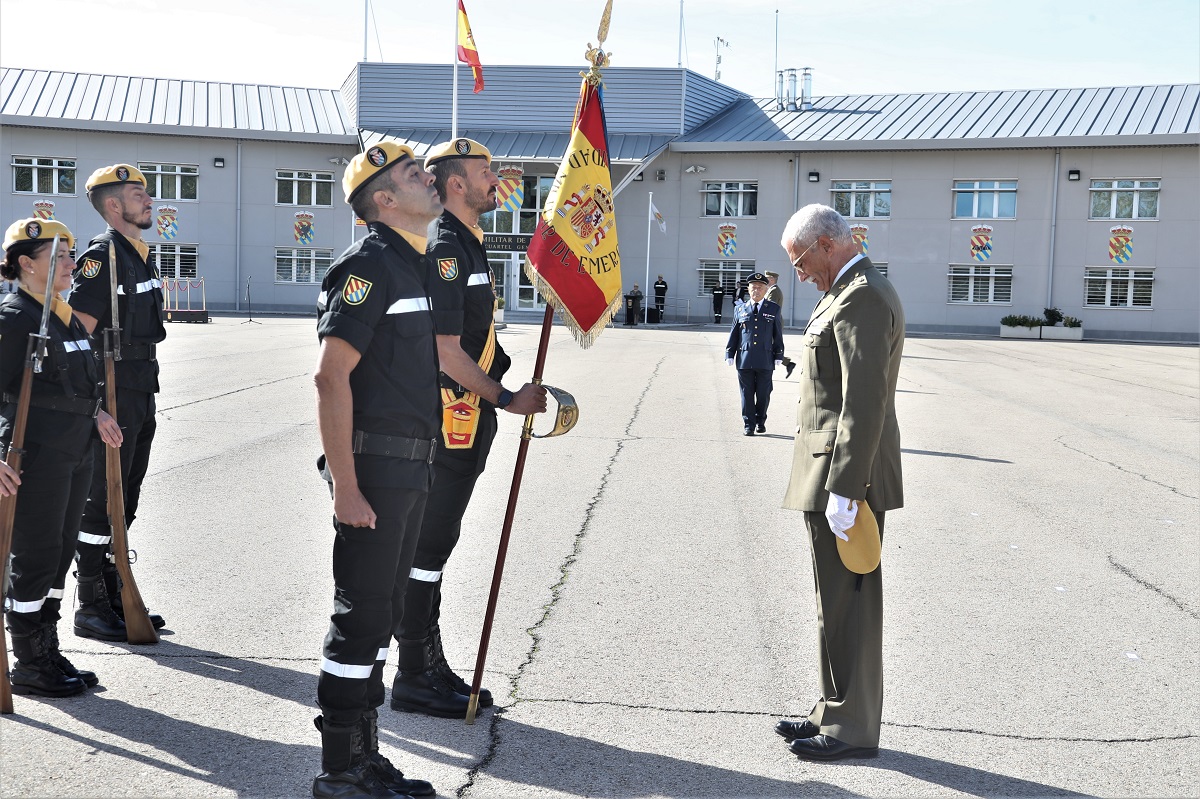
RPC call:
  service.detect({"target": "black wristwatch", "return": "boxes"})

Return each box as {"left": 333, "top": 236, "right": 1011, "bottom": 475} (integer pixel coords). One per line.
{"left": 496, "top": 388, "right": 514, "bottom": 409}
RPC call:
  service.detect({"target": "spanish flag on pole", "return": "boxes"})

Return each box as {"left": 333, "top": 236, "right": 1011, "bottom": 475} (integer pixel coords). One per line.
{"left": 456, "top": 0, "right": 484, "bottom": 93}
{"left": 525, "top": 79, "right": 621, "bottom": 347}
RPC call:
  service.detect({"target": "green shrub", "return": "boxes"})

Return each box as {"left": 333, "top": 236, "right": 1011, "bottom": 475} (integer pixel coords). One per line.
{"left": 1001, "top": 314, "right": 1043, "bottom": 328}
{"left": 495, "top": 296, "right": 505, "bottom": 309}
{"left": 1063, "top": 315, "right": 1082, "bottom": 328}
{"left": 1043, "top": 307, "right": 1064, "bottom": 326}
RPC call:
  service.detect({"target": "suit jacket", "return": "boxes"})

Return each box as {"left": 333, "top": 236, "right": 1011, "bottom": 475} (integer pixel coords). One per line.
{"left": 725, "top": 299, "right": 784, "bottom": 370}
{"left": 766, "top": 285, "right": 784, "bottom": 306}
{"left": 783, "top": 257, "right": 905, "bottom": 512}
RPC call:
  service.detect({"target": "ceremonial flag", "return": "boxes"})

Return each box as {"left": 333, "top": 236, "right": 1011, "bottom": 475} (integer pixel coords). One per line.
{"left": 457, "top": 0, "right": 484, "bottom": 93}
{"left": 650, "top": 200, "right": 666, "bottom": 233}
{"left": 525, "top": 79, "right": 621, "bottom": 348}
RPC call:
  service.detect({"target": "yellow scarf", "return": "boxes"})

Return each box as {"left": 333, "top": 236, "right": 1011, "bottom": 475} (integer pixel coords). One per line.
{"left": 388, "top": 227, "right": 428, "bottom": 254}
{"left": 124, "top": 232, "right": 150, "bottom": 262}
{"left": 21, "top": 287, "right": 73, "bottom": 327}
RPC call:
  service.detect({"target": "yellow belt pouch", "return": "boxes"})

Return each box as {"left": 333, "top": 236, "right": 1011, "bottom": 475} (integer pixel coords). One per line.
{"left": 441, "top": 388, "right": 481, "bottom": 449}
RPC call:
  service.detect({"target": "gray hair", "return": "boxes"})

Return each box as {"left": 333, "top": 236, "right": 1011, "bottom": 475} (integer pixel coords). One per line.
{"left": 781, "top": 204, "right": 852, "bottom": 249}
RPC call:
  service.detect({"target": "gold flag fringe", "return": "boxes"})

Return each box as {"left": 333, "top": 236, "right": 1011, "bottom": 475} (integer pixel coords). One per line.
{"left": 522, "top": 261, "right": 619, "bottom": 350}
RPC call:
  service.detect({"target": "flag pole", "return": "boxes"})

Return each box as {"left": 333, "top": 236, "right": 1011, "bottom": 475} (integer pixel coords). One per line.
{"left": 451, "top": 0, "right": 459, "bottom": 138}
{"left": 644, "top": 191, "right": 652, "bottom": 323}
{"left": 465, "top": 304, "right": 554, "bottom": 725}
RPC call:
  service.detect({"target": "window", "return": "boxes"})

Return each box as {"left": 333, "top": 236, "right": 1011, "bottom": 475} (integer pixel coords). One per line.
{"left": 1089, "top": 179, "right": 1159, "bottom": 220}
{"left": 276, "top": 170, "right": 334, "bottom": 206}
{"left": 702, "top": 182, "right": 757, "bottom": 217}
{"left": 831, "top": 181, "right": 891, "bottom": 218}
{"left": 1085, "top": 267, "right": 1154, "bottom": 308}
{"left": 148, "top": 243, "right": 198, "bottom": 279}
{"left": 947, "top": 264, "right": 1012, "bottom": 304}
{"left": 697, "top": 261, "right": 755, "bottom": 294}
{"left": 140, "top": 163, "right": 198, "bottom": 201}
{"left": 953, "top": 180, "right": 1017, "bottom": 219}
{"left": 478, "top": 175, "right": 554, "bottom": 234}
{"left": 12, "top": 156, "right": 76, "bottom": 195}
{"left": 873, "top": 262, "right": 888, "bottom": 279}
{"left": 276, "top": 247, "right": 333, "bottom": 284}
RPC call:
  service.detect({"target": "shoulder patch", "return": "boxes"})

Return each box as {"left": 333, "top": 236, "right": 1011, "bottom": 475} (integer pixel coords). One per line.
{"left": 81, "top": 258, "right": 102, "bottom": 279}
{"left": 438, "top": 258, "right": 459, "bottom": 281}
{"left": 342, "top": 275, "right": 373, "bottom": 305}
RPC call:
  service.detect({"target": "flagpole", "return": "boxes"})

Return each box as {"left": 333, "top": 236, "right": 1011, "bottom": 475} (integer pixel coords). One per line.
{"left": 466, "top": 304, "right": 554, "bottom": 725}
{"left": 644, "top": 191, "right": 652, "bottom": 323}
{"left": 451, "top": 0, "right": 459, "bottom": 138}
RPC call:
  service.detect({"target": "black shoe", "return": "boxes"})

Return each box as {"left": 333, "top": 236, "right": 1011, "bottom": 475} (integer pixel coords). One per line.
{"left": 743, "top": 426, "right": 755, "bottom": 436}
{"left": 74, "top": 576, "right": 128, "bottom": 642}
{"left": 9, "top": 629, "right": 87, "bottom": 698}
{"left": 368, "top": 752, "right": 433, "bottom": 797}
{"left": 313, "top": 715, "right": 406, "bottom": 799}
{"left": 785, "top": 362, "right": 796, "bottom": 378}
{"left": 789, "top": 734, "right": 878, "bottom": 761}
{"left": 429, "top": 627, "right": 492, "bottom": 708}
{"left": 47, "top": 626, "right": 98, "bottom": 688}
{"left": 755, "top": 423, "right": 766, "bottom": 433}
{"left": 390, "top": 637, "right": 469, "bottom": 718}
{"left": 775, "top": 718, "right": 819, "bottom": 741}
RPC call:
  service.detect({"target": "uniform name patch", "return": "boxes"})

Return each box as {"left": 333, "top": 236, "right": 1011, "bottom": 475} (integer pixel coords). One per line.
{"left": 438, "top": 258, "right": 459, "bottom": 281}
{"left": 81, "top": 258, "right": 102, "bottom": 279}
{"left": 342, "top": 275, "right": 373, "bottom": 305}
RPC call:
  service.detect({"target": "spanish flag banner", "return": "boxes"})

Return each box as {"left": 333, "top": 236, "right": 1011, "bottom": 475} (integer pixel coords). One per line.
{"left": 456, "top": 0, "right": 484, "bottom": 94}
{"left": 524, "top": 80, "right": 621, "bottom": 348}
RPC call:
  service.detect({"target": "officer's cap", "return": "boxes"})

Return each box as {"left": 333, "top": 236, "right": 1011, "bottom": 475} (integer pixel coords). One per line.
{"left": 85, "top": 164, "right": 147, "bottom": 193}
{"left": 764, "top": 271, "right": 779, "bottom": 279}
{"left": 3, "top": 218, "right": 75, "bottom": 252}
{"left": 746, "top": 272, "right": 769, "bottom": 285}
{"left": 343, "top": 142, "right": 417, "bottom": 205}
{"left": 424, "top": 138, "right": 491, "bottom": 169}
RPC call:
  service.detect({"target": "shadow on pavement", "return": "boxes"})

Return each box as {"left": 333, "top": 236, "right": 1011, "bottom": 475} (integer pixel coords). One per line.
{"left": 874, "top": 750, "right": 1094, "bottom": 798}
{"left": 902, "top": 448, "right": 1012, "bottom": 464}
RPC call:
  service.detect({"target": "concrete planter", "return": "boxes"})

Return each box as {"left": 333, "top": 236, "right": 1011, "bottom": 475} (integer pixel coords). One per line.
{"left": 1041, "top": 325, "right": 1083, "bottom": 341}
{"left": 494, "top": 308, "right": 506, "bottom": 330}
{"left": 1000, "top": 325, "right": 1041, "bottom": 339}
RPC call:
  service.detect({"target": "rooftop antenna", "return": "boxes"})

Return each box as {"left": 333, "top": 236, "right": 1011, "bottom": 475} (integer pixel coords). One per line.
{"left": 714, "top": 36, "right": 730, "bottom": 82}
{"left": 677, "top": 0, "right": 684, "bottom": 68}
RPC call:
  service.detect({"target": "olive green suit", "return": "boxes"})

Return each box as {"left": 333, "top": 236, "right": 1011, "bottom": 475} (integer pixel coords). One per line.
{"left": 783, "top": 255, "right": 904, "bottom": 748}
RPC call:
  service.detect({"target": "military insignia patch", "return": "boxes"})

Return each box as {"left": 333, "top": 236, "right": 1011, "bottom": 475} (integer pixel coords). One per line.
{"left": 438, "top": 258, "right": 459, "bottom": 281}
{"left": 24, "top": 220, "right": 42, "bottom": 239}
{"left": 342, "top": 275, "right": 373, "bottom": 305}
{"left": 366, "top": 147, "right": 388, "bottom": 167}
{"left": 81, "top": 258, "right": 102, "bottom": 279}
{"left": 116, "top": 166, "right": 129, "bottom": 181}
{"left": 454, "top": 139, "right": 471, "bottom": 155}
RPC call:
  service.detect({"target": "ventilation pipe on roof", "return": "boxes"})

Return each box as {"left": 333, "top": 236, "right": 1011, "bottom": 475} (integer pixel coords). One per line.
{"left": 776, "top": 71, "right": 785, "bottom": 111}
{"left": 800, "top": 67, "right": 813, "bottom": 111}
{"left": 785, "top": 68, "right": 798, "bottom": 112}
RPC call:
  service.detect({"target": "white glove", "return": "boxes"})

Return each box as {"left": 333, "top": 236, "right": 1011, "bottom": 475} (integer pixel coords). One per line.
{"left": 725, "top": 357, "right": 734, "bottom": 366}
{"left": 825, "top": 492, "right": 858, "bottom": 541}
{"left": 775, "top": 359, "right": 783, "bottom": 368}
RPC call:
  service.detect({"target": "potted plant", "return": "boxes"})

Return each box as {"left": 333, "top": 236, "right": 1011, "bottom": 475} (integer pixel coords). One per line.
{"left": 494, "top": 295, "right": 506, "bottom": 328}
{"left": 1043, "top": 312, "right": 1084, "bottom": 341}
{"left": 1000, "top": 313, "right": 1042, "bottom": 339}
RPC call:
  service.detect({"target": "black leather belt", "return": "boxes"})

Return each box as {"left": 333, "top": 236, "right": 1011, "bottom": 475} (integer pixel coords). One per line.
{"left": 352, "top": 430, "right": 437, "bottom": 464}
{"left": 120, "top": 342, "right": 157, "bottom": 360}
{"left": 2, "top": 392, "right": 101, "bottom": 418}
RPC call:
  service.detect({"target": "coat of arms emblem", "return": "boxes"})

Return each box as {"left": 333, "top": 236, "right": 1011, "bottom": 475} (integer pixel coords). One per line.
{"left": 33, "top": 200, "right": 55, "bottom": 220}
{"left": 497, "top": 166, "right": 525, "bottom": 214}
{"left": 970, "top": 225, "right": 993, "bottom": 262}
{"left": 850, "top": 224, "right": 869, "bottom": 253}
{"left": 718, "top": 223, "right": 738, "bottom": 257}
{"left": 295, "top": 212, "right": 315, "bottom": 245}
{"left": 157, "top": 205, "right": 179, "bottom": 241}
{"left": 556, "top": 182, "right": 614, "bottom": 253}
{"left": 1108, "top": 225, "right": 1133, "bottom": 264}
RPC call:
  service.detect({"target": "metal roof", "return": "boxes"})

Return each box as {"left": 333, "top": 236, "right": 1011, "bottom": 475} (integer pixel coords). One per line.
{"left": 361, "top": 127, "right": 675, "bottom": 165}
{"left": 674, "top": 85, "right": 1200, "bottom": 152}
{"left": 0, "top": 67, "right": 357, "bottom": 144}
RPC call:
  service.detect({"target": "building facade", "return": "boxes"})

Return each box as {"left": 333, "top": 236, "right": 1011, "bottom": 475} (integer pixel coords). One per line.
{"left": 3, "top": 64, "right": 1197, "bottom": 340}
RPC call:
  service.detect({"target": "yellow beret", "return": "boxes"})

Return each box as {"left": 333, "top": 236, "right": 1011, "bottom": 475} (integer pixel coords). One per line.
{"left": 3, "top": 218, "right": 75, "bottom": 251}
{"left": 343, "top": 142, "right": 416, "bottom": 204}
{"left": 424, "top": 138, "right": 491, "bottom": 169}
{"left": 85, "top": 163, "right": 147, "bottom": 193}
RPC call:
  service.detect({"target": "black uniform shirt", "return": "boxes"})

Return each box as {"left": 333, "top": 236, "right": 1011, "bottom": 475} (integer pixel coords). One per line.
{"left": 0, "top": 291, "right": 100, "bottom": 458}
{"left": 654, "top": 280, "right": 668, "bottom": 296}
{"left": 69, "top": 228, "right": 165, "bottom": 394}
{"left": 316, "top": 223, "right": 441, "bottom": 490}
{"left": 426, "top": 210, "right": 511, "bottom": 386}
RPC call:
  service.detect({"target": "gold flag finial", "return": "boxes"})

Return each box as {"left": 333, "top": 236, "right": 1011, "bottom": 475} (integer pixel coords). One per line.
{"left": 583, "top": 0, "right": 614, "bottom": 85}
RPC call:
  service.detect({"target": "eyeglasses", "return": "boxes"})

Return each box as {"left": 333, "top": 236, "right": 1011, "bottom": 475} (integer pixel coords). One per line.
{"left": 791, "top": 238, "right": 820, "bottom": 270}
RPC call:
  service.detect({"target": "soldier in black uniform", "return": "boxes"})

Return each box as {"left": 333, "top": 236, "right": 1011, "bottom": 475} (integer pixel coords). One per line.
{"left": 653, "top": 275, "right": 668, "bottom": 321}
{"left": 67, "top": 164, "right": 167, "bottom": 641}
{"left": 311, "top": 141, "right": 443, "bottom": 799}
{"left": 389, "top": 139, "right": 546, "bottom": 719}
{"left": 711, "top": 282, "right": 726, "bottom": 323}
{"left": 1, "top": 218, "right": 123, "bottom": 696}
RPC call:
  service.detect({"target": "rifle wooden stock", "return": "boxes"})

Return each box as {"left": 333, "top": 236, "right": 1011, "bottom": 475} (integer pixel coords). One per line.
{"left": 103, "top": 330, "right": 157, "bottom": 645}
{"left": 0, "top": 335, "right": 43, "bottom": 713}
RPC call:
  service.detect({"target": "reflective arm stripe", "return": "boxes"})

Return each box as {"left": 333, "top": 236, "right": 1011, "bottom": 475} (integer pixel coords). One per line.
{"left": 78, "top": 532, "right": 112, "bottom": 545}
{"left": 63, "top": 339, "right": 92, "bottom": 352}
{"left": 47, "top": 588, "right": 64, "bottom": 599}
{"left": 467, "top": 273, "right": 490, "bottom": 286}
{"left": 386, "top": 297, "right": 431, "bottom": 315}
{"left": 409, "top": 567, "right": 442, "bottom": 583}
{"left": 116, "top": 278, "right": 163, "bottom": 296}
{"left": 317, "top": 291, "right": 329, "bottom": 310}
{"left": 320, "top": 658, "right": 373, "bottom": 679}
{"left": 376, "top": 648, "right": 389, "bottom": 661}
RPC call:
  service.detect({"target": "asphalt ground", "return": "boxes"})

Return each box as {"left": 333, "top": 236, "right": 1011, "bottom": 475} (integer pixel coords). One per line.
{"left": 1, "top": 317, "right": 1197, "bottom": 799}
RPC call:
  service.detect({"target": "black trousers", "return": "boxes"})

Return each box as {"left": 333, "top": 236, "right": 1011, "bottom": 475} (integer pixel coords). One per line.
{"left": 77, "top": 388, "right": 156, "bottom": 575}
{"left": 737, "top": 367, "right": 773, "bottom": 426}
{"left": 5, "top": 441, "right": 93, "bottom": 637}
{"left": 318, "top": 484, "right": 427, "bottom": 726}
{"left": 397, "top": 412, "right": 496, "bottom": 641}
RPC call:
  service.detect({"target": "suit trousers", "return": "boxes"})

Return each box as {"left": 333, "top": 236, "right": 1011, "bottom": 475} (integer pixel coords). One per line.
{"left": 736, "top": 368, "right": 773, "bottom": 426}
{"left": 803, "top": 509, "right": 885, "bottom": 748}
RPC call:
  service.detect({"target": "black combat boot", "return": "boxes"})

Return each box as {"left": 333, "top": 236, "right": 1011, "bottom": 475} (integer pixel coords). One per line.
{"left": 360, "top": 709, "right": 434, "bottom": 797}
{"left": 389, "top": 637, "right": 469, "bottom": 718}
{"left": 104, "top": 561, "right": 166, "bottom": 630}
{"left": 46, "top": 623, "right": 98, "bottom": 688}
{"left": 429, "top": 625, "right": 492, "bottom": 708}
{"left": 312, "top": 715, "right": 408, "bottom": 799}
{"left": 73, "top": 573, "right": 127, "bottom": 641}
{"left": 9, "top": 627, "right": 87, "bottom": 697}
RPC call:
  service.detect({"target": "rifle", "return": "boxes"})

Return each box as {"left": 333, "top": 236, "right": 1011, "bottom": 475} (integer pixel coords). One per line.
{"left": 104, "top": 242, "right": 157, "bottom": 645}
{"left": 0, "top": 234, "right": 61, "bottom": 713}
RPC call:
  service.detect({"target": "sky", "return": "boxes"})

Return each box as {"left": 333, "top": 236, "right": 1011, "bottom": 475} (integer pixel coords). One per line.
{"left": 0, "top": 0, "right": 1197, "bottom": 98}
